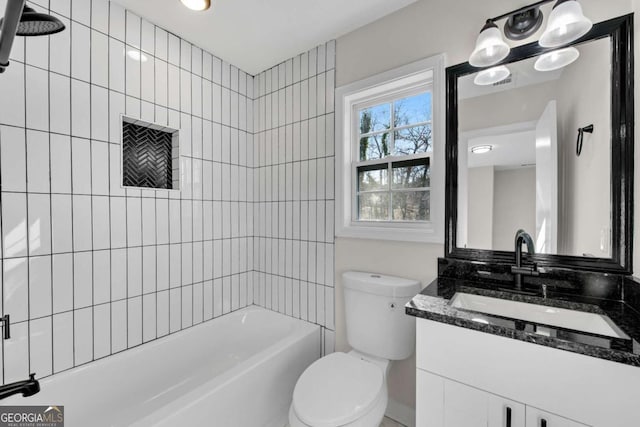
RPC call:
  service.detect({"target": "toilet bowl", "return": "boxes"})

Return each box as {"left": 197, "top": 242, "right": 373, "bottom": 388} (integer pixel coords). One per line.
{"left": 289, "top": 351, "right": 389, "bottom": 427}
{"left": 288, "top": 272, "right": 420, "bottom": 427}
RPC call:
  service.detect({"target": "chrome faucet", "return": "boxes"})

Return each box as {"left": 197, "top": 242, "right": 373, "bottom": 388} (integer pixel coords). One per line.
{"left": 511, "top": 229, "right": 539, "bottom": 289}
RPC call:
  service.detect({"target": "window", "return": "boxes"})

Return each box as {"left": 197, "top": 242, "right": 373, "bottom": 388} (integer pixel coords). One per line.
{"left": 335, "top": 55, "right": 444, "bottom": 242}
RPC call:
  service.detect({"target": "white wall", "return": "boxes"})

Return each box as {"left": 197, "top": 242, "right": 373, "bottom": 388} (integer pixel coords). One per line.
{"left": 335, "top": 0, "right": 636, "bottom": 422}
{"left": 493, "top": 168, "right": 536, "bottom": 251}
{"left": 467, "top": 166, "right": 494, "bottom": 250}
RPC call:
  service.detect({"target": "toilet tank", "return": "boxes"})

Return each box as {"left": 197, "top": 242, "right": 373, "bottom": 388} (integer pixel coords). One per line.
{"left": 342, "top": 271, "right": 421, "bottom": 360}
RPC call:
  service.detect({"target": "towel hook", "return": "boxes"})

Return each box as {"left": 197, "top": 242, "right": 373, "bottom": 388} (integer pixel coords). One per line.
{"left": 576, "top": 124, "right": 594, "bottom": 156}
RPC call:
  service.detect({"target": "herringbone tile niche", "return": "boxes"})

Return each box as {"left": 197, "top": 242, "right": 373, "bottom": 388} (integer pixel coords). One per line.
{"left": 122, "top": 117, "right": 180, "bottom": 190}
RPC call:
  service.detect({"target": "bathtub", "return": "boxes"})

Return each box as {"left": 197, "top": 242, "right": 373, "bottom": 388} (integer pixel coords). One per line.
{"left": 9, "top": 306, "right": 320, "bottom": 427}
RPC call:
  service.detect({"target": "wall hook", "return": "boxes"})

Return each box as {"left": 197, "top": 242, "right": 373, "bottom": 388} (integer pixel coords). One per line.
{"left": 576, "top": 124, "right": 594, "bottom": 156}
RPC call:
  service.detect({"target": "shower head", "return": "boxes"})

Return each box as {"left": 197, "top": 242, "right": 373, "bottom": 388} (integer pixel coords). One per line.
{"left": 1, "top": 5, "right": 66, "bottom": 37}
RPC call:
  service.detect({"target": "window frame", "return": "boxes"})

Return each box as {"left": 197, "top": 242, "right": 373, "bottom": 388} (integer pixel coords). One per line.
{"left": 352, "top": 84, "right": 433, "bottom": 223}
{"left": 335, "top": 54, "right": 445, "bottom": 243}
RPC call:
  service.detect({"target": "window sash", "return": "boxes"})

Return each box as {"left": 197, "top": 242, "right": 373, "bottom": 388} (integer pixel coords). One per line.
{"left": 353, "top": 155, "right": 431, "bottom": 222}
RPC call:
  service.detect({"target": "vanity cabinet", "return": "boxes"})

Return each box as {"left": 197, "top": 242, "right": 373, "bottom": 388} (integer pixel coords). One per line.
{"left": 415, "top": 318, "right": 640, "bottom": 427}
{"left": 417, "top": 369, "right": 585, "bottom": 427}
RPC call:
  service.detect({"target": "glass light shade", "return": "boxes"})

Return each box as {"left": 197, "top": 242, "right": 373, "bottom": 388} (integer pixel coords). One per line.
{"left": 469, "top": 23, "right": 511, "bottom": 67}
{"left": 539, "top": 0, "right": 592, "bottom": 48}
{"left": 180, "top": 0, "right": 211, "bottom": 11}
{"left": 474, "top": 65, "right": 511, "bottom": 86}
{"left": 534, "top": 47, "right": 580, "bottom": 71}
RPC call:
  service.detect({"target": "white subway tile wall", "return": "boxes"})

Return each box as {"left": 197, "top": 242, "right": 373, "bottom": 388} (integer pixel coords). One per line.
{"left": 0, "top": 0, "right": 262, "bottom": 384}
{"left": 253, "top": 44, "right": 336, "bottom": 355}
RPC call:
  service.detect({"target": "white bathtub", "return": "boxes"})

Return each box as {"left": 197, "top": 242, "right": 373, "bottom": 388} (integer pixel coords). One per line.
{"left": 10, "top": 306, "right": 320, "bottom": 427}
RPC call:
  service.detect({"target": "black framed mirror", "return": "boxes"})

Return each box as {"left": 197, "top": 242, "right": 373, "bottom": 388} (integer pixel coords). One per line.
{"left": 445, "top": 14, "right": 634, "bottom": 274}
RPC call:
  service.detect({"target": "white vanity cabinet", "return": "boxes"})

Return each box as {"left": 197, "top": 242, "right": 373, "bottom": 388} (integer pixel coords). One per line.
{"left": 415, "top": 318, "right": 640, "bottom": 427}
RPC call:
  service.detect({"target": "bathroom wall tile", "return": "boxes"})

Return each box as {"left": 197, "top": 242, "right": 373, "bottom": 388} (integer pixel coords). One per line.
{"left": 71, "top": 80, "right": 91, "bottom": 139}
{"left": 52, "top": 254, "right": 73, "bottom": 314}
{"left": 157, "top": 290, "right": 169, "bottom": 337}
{"left": 30, "top": 317, "right": 53, "bottom": 378}
{"left": 29, "top": 255, "right": 52, "bottom": 319}
{"left": 0, "top": 64, "right": 24, "bottom": 127}
{"left": 71, "top": 21, "right": 91, "bottom": 82}
{"left": 94, "top": 303, "right": 111, "bottom": 359}
{"left": 4, "top": 323, "right": 28, "bottom": 383}
{"left": 50, "top": 74, "right": 71, "bottom": 136}
{"left": 93, "top": 250, "right": 110, "bottom": 305}
{"left": 143, "top": 246, "right": 156, "bottom": 295}
{"left": 109, "top": 38, "right": 125, "bottom": 93}
{"left": 28, "top": 194, "right": 52, "bottom": 256}
{"left": 126, "top": 197, "right": 142, "bottom": 247}
{"left": 111, "top": 299, "right": 127, "bottom": 353}
{"left": 26, "top": 66, "right": 49, "bottom": 132}
{"left": 91, "top": 0, "right": 109, "bottom": 34}
{"left": 72, "top": 195, "right": 92, "bottom": 251}
{"left": 126, "top": 11, "right": 141, "bottom": 48}
{"left": 1, "top": 126, "right": 26, "bottom": 192}
{"left": 169, "top": 288, "right": 181, "bottom": 333}
{"left": 74, "top": 251, "right": 93, "bottom": 309}
{"left": 74, "top": 307, "right": 93, "bottom": 365}
{"left": 127, "top": 246, "right": 142, "bottom": 297}
{"left": 127, "top": 296, "right": 142, "bottom": 347}
{"left": 92, "top": 86, "right": 110, "bottom": 142}
{"left": 91, "top": 30, "right": 109, "bottom": 87}
{"left": 92, "top": 196, "right": 110, "bottom": 250}
{"left": 26, "top": 131, "right": 50, "bottom": 193}
{"left": 155, "top": 27, "right": 168, "bottom": 61}
{"left": 143, "top": 293, "right": 156, "bottom": 342}
{"left": 111, "top": 248, "right": 127, "bottom": 301}
{"left": 3, "top": 193, "right": 28, "bottom": 258}
{"left": 125, "top": 49, "right": 141, "bottom": 98}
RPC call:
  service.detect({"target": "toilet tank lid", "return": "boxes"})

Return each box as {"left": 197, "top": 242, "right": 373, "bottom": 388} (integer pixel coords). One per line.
{"left": 342, "top": 271, "right": 420, "bottom": 297}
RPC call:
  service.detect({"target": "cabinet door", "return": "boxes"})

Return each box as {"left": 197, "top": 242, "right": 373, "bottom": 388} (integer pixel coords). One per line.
{"left": 488, "top": 394, "right": 525, "bottom": 427}
{"left": 526, "top": 407, "right": 589, "bottom": 427}
{"left": 417, "top": 369, "right": 444, "bottom": 427}
{"left": 443, "top": 379, "right": 489, "bottom": 427}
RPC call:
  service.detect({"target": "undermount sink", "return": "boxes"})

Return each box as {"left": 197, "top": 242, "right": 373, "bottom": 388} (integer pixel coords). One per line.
{"left": 450, "top": 292, "right": 630, "bottom": 339}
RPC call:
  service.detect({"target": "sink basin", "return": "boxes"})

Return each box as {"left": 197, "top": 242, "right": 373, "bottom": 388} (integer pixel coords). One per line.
{"left": 450, "top": 293, "right": 630, "bottom": 339}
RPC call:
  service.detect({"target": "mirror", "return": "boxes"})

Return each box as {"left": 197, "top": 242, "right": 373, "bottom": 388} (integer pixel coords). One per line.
{"left": 445, "top": 14, "right": 633, "bottom": 273}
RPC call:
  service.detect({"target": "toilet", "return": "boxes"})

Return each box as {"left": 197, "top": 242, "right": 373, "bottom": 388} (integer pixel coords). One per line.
{"left": 289, "top": 271, "right": 420, "bottom": 427}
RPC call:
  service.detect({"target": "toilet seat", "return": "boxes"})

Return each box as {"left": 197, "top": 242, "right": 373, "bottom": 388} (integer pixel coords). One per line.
{"left": 292, "top": 352, "right": 385, "bottom": 427}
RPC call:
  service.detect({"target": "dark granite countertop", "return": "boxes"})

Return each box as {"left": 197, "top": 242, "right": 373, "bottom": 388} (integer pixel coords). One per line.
{"left": 406, "top": 278, "right": 640, "bottom": 367}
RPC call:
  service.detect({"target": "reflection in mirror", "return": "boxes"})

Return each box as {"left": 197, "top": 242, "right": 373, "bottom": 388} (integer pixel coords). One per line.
{"left": 456, "top": 37, "right": 611, "bottom": 258}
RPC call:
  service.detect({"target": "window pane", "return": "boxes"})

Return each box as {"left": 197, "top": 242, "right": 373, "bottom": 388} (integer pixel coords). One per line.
{"left": 394, "top": 125, "right": 432, "bottom": 155}
{"left": 359, "top": 133, "right": 391, "bottom": 161}
{"left": 359, "top": 103, "right": 391, "bottom": 134}
{"left": 358, "top": 192, "right": 389, "bottom": 221}
{"left": 394, "top": 92, "right": 431, "bottom": 126}
{"left": 358, "top": 165, "right": 388, "bottom": 191}
{"left": 393, "top": 159, "right": 430, "bottom": 189}
{"left": 392, "top": 190, "right": 430, "bottom": 221}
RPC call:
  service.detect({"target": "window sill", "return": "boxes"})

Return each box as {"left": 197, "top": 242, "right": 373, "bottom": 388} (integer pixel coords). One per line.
{"left": 336, "top": 222, "right": 443, "bottom": 243}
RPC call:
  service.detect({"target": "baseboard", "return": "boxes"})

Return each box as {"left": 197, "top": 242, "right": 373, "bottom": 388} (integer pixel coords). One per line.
{"left": 385, "top": 398, "right": 415, "bottom": 427}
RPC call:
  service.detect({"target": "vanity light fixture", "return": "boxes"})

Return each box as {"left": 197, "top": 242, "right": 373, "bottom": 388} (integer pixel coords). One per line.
{"left": 539, "top": 0, "right": 592, "bottom": 48}
{"left": 473, "top": 65, "right": 511, "bottom": 86}
{"left": 127, "top": 50, "right": 148, "bottom": 62}
{"left": 469, "top": 21, "right": 511, "bottom": 67}
{"left": 471, "top": 145, "right": 493, "bottom": 154}
{"left": 534, "top": 46, "right": 579, "bottom": 71}
{"left": 468, "top": 0, "right": 592, "bottom": 68}
{"left": 180, "top": 0, "right": 211, "bottom": 11}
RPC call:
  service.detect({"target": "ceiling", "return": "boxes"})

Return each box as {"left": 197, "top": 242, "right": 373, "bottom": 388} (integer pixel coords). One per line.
{"left": 467, "top": 129, "right": 537, "bottom": 170}
{"left": 114, "top": 0, "right": 418, "bottom": 75}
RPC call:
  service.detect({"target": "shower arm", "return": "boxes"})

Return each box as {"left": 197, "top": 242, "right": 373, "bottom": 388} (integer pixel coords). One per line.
{"left": 0, "top": 0, "right": 26, "bottom": 73}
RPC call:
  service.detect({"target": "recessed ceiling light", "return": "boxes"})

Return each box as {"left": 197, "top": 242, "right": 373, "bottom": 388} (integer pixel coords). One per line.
{"left": 127, "top": 50, "right": 148, "bottom": 62}
{"left": 471, "top": 145, "right": 493, "bottom": 154}
{"left": 180, "top": 0, "right": 211, "bottom": 11}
